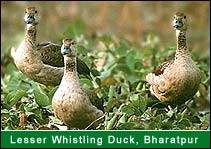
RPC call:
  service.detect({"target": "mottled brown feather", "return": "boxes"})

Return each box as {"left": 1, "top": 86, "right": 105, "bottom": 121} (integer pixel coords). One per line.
{"left": 83, "top": 88, "right": 104, "bottom": 112}
{"left": 153, "top": 60, "right": 173, "bottom": 76}
{"left": 37, "top": 42, "right": 91, "bottom": 76}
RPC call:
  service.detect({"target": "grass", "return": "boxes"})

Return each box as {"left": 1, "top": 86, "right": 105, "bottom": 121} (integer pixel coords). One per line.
{"left": 1, "top": 20, "right": 210, "bottom": 130}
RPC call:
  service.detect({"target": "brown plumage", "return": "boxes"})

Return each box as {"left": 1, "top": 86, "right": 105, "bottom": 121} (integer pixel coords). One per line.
{"left": 153, "top": 60, "right": 173, "bottom": 76}
{"left": 11, "top": 7, "right": 90, "bottom": 86}
{"left": 146, "top": 12, "right": 201, "bottom": 104}
{"left": 37, "top": 42, "right": 90, "bottom": 77}
{"left": 37, "top": 42, "right": 64, "bottom": 67}
{"left": 52, "top": 39, "right": 104, "bottom": 129}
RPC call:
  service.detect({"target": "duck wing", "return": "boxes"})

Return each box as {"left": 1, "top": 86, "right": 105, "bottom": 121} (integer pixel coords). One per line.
{"left": 37, "top": 42, "right": 64, "bottom": 67}
{"left": 37, "top": 42, "right": 90, "bottom": 77}
{"left": 153, "top": 60, "right": 174, "bottom": 76}
{"left": 83, "top": 88, "right": 104, "bottom": 112}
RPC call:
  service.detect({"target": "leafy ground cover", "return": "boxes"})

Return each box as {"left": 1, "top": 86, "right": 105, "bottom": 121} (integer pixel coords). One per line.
{"left": 1, "top": 20, "right": 210, "bottom": 130}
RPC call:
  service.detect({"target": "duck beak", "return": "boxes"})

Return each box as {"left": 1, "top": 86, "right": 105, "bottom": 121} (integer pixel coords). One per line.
{"left": 61, "top": 47, "right": 70, "bottom": 55}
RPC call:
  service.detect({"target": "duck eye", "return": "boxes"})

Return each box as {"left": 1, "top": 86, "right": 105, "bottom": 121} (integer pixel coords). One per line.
{"left": 71, "top": 42, "right": 74, "bottom": 45}
{"left": 35, "top": 10, "right": 37, "bottom": 13}
{"left": 184, "top": 16, "right": 186, "bottom": 19}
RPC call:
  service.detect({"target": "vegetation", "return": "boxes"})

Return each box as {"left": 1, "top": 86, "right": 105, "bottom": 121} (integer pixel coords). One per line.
{"left": 1, "top": 19, "right": 210, "bottom": 130}
{"left": 1, "top": 2, "right": 210, "bottom": 130}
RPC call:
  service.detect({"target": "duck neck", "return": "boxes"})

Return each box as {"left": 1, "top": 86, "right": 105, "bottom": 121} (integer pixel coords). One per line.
{"left": 25, "top": 24, "right": 37, "bottom": 48}
{"left": 64, "top": 56, "right": 78, "bottom": 79}
{"left": 175, "top": 30, "right": 189, "bottom": 59}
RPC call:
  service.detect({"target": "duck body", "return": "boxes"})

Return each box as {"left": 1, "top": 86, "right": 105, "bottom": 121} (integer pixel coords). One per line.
{"left": 147, "top": 54, "right": 200, "bottom": 104}
{"left": 52, "top": 39, "right": 103, "bottom": 129}
{"left": 12, "top": 24, "right": 63, "bottom": 86}
{"left": 53, "top": 73, "right": 103, "bottom": 129}
{"left": 11, "top": 7, "right": 90, "bottom": 86}
{"left": 146, "top": 12, "right": 201, "bottom": 104}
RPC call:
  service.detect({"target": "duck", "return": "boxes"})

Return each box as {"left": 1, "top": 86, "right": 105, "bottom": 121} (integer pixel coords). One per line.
{"left": 52, "top": 38, "right": 104, "bottom": 129}
{"left": 146, "top": 12, "right": 201, "bottom": 104}
{"left": 11, "top": 7, "right": 90, "bottom": 86}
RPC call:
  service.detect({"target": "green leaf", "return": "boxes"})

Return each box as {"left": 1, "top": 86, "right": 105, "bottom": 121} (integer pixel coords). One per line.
{"left": 7, "top": 90, "right": 27, "bottom": 107}
{"left": 49, "top": 116, "right": 63, "bottom": 125}
{"left": 121, "top": 104, "right": 134, "bottom": 116}
{"left": 118, "top": 113, "right": 127, "bottom": 124}
{"left": 106, "top": 111, "right": 121, "bottom": 130}
{"left": 81, "top": 56, "right": 92, "bottom": 68}
{"left": 4, "top": 63, "right": 18, "bottom": 75}
{"left": 1, "top": 109, "right": 9, "bottom": 114}
{"left": 4, "top": 125, "right": 14, "bottom": 130}
{"left": 123, "top": 94, "right": 147, "bottom": 116}
{"left": 116, "top": 40, "right": 130, "bottom": 57}
{"left": 126, "top": 75, "right": 140, "bottom": 84}
{"left": 98, "top": 34, "right": 114, "bottom": 44}
{"left": 139, "top": 96, "right": 147, "bottom": 112}
{"left": 25, "top": 111, "right": 35, "bottom": 117}
{"left": 179, "top": 118, "right": 191, "bottom": 127}
{"left": 80, "top": 78, "right": 93, "bottom": 88}
{"left": 166, "top": 109, "right": 174, "bottom": 118}
{"left": 77, "top": 45, "right": 88, "bottom": 56}
{"left": 126, "top": 50, "right": 135, "bottom": 70}
{"left": 105, "top": 86, "right": 116, "bottom": 110}
{"left": 34, "top": 88, "right": 50, "bottom": 107}
{"left": 115, "top": 64, "right": 131, "bottom": 74}
{"left": 91, "top": 69, "right": 100, "bottom": 77}
{"left": 200, "top": 113, "right": 210, "bottom": 123}
{"left": 48, "top": 86, "right": 59, "bottom": 103}
{"left": 117, "top": 122, "right": 140, "bottom": 130}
